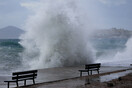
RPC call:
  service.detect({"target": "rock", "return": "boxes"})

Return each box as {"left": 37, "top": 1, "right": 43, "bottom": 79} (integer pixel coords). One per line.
{"left": 118, "top": 77, "right": 122, "bottom": 81}
{"left": 107, "top": 82, "right": 114, "bottom": 87}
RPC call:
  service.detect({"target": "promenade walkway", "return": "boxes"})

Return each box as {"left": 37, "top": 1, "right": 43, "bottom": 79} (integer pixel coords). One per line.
{"left": 1, "top": 66, "right": 131, "bottom": 88}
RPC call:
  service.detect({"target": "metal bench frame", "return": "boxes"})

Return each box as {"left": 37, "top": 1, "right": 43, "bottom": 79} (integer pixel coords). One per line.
{"left": 79, "top": 63, "right": 101, "bottom": 76}
{"left": 4, "top": 70, "right": 37, "bottom": 88}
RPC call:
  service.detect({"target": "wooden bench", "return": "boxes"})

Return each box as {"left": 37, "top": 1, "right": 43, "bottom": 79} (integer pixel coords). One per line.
{"left": 79, "top": 63, "right": 101, "bottom": 76}
{"left": 4, "top": 70, "right": 38, "bottom": 88}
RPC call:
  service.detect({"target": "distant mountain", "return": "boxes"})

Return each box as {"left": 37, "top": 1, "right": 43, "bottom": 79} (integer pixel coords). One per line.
{"left": 93, "top": 28, "right": 132, "bottom": 38}
{"left": 0, "top": 26, "right": 24, "bottom": 39}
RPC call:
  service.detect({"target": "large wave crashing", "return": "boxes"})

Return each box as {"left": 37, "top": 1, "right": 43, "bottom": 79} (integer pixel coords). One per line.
{"left": 20, "top": 0, "right": 96, "bottom": 69}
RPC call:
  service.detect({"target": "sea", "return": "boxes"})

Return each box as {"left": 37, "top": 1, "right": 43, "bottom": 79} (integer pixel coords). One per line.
{"left": 0, "top": 38, "right": 129, "bottom": 76}
{"left": 0, "top": 39, "right": 23, "bottom": 75}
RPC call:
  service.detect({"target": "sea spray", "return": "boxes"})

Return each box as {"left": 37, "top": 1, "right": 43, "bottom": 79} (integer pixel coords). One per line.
{"left": 111, "top": 37, "right": 132, "bottom": 66}
{"left": 20, "top": 0, "right": 96, "bottom": 69}
{"left": 96, "top": 37, "right": 132, "bottom": 66}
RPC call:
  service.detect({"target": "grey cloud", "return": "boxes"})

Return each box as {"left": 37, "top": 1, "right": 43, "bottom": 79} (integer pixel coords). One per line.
{"left": 99, "top": 0, "right": 127, "bottom": 5}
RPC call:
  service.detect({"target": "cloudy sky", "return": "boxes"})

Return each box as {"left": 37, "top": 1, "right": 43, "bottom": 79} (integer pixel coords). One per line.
{"left": 0, "top": 0, "right": 132, "bottom": 30}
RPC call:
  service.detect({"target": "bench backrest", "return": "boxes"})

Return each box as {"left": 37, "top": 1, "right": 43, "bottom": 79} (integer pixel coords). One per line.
{"left": 85, "top": 63, "right": 101, "bottom": 69}
{"left": 12, "top": 70, "right": 38, "bottom": 81}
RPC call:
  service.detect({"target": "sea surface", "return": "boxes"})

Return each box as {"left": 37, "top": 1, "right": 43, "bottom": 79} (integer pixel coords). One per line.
{"left": 91, "top": 38, "right": 128, "bottom": 57}
{"left": 0, "top": 39, "right": 23, "bottom": 75}
{"left": 0, "top": 38, "right": 129, "bottom": 75}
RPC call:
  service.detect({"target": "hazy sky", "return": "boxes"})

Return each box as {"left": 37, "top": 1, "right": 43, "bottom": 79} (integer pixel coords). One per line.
{"left": 0, "top": 0, "right": 132, "bottom": 30}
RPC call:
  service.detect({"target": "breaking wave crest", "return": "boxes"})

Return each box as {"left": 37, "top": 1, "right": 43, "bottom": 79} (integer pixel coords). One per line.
{"left": 20, "top": 0, "right": 95, "bottom": 69}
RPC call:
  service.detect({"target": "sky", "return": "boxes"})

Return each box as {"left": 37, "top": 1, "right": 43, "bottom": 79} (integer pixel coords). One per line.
{"left": 0, "top": 0, "right": 132, "bottom": 30}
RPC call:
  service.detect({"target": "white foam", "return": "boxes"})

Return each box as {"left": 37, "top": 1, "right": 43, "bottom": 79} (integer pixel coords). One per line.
{"left": 96, "top": 37, "right": 132, "bottom": 67}
{"left": 19, "top": 0, "right": 96, "bottom": 69}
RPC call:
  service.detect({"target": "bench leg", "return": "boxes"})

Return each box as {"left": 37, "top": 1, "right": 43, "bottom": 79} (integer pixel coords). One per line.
{"left": 80, "top": 72, "right": 82, "bottom": 76}
{"left": 33, "top": 79, "right": 35, "bottom": 84}
{"left": 91, "top": 71, "right": 92, "bottom": 75}
{"left": 7, "top": 82, "right": 9, "bottom": 88}
{"left": 16, "top": 81, "right": 19, "bottom": 87}
{"left": 87, "top": 71, "right": 89, "bottom": 75}
{"left": 24, "top": 80, "right": 26, "bottom": 86}
{"left": 97, "top": 70, "right": 99, "bottom": 74}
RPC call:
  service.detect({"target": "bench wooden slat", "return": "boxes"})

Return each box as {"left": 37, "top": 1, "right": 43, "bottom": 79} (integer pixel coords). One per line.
{"left": 85, "top": 63, "right": 100, "bottom": 67}
{"left": 4, "top": 80, "right": 17, "bottom": 82}
{"left": 12, "top": 74, "right": 37, "bottom": 80}
{"left": 13, "top": 70, "right": 37, "bottom": 75}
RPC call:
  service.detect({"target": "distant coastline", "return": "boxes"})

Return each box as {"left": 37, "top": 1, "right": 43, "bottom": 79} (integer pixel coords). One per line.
{"left": 0, "top": 26, "right": 24, "bottom": 39}
{"left": 92, "top": 28, "right": 132, "bottom": 38}
{"left": 0, "top": 26, "right": 131, "bottom": 39}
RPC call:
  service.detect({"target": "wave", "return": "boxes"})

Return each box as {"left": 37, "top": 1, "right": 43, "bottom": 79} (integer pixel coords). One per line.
{"left": 0, "top": 39, "right": 23, "bottom": 75}
{"left": 20, "top": 0, "right": 95, "bottom": 69}
{"left": 0, "top": 39, "right": 22, "bottom": 48}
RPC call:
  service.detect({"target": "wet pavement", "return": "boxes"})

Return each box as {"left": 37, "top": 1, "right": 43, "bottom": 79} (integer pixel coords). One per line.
{"left": 18, "top": 69, "right": 132, "bottom": 88}
{"left": 1, "top": 66, "right": 131, "bottom": 88}
{"left": 36, "top": 66, "right": 130, "bottom": 83}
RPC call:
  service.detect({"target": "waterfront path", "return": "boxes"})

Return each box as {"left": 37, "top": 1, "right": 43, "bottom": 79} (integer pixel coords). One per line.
{"left": 1, "top": 65, "right": 131, "bottom": 88}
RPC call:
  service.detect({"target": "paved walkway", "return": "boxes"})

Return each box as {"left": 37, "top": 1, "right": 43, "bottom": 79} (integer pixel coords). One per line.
{"left": 1, "top": 66, "right": 131, "bottom": 88}
{"left": 19, "top": 69, "right": 132, "bottom": 88}
{"left": 36, "top": 66, "right": 130, "bottom": 83}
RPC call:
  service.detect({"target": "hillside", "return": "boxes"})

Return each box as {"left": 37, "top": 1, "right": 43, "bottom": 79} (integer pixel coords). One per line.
{"left": 0, "top": 26, "right": 131, "bottom": 39}
{"left": 0, "top": 26, "right": 24, "bottom": 39}
{"left": 93, "top": 28, "right": 132, "bottom": 38}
